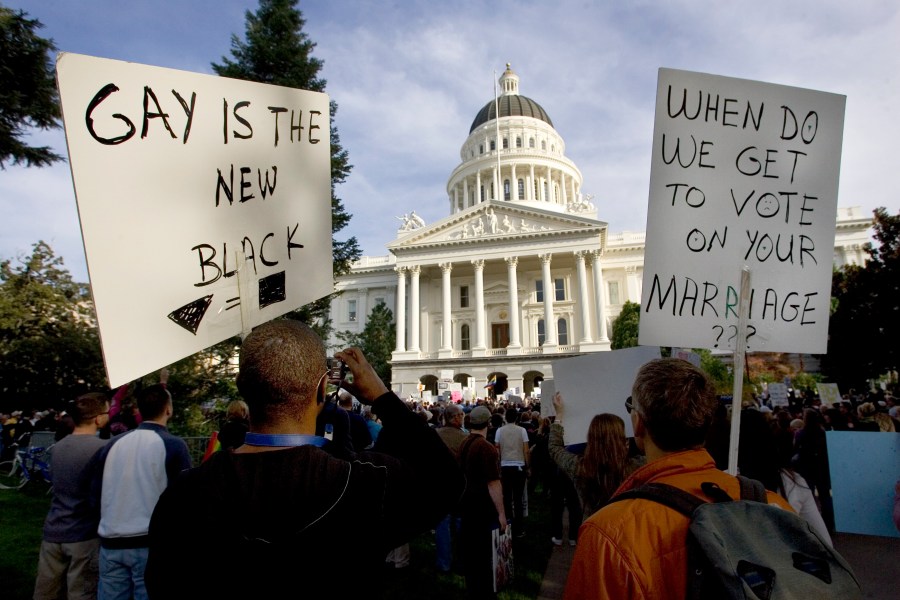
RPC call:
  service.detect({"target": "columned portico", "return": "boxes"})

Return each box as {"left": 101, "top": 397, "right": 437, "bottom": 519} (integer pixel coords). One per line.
{"left": 506, "top": 256, "right": 521, "bottom": 353}
{"left": 472, "top": 259, "right": 487, "bottom": 355}
{"left": 590, "top": 251, "right": 609, "bottom": 343}
{"left": 394, "top": 266, "right": 407, "bottom": 352}
{"left": 409, "top": 265, "right": 420, "bottom": 352}
{"left": 439, "top": 262, "right": 453, "bottom": 357}
{"left": 539, "top": 253, "right": 557, "bottom": 351}
{"left": 575, "top": 250, "right": 593, "bottom": 343}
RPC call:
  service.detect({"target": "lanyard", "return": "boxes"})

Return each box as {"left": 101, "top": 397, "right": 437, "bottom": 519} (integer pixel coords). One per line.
{"left": 243, "top": 433, "right": 328, "bottom": 447}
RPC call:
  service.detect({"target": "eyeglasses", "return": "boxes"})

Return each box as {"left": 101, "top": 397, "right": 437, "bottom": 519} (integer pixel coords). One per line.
{"left": 625, "top": 396, "right": 634, "bottom": 414}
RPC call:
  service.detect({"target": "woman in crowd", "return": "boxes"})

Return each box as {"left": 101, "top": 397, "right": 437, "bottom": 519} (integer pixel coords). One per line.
{"left": 793, "top": 408, "right": 835, "bottom": 533}
{"left": 738, "top": 408, "right": 833, "bottom": 545}
{"left": 218, "top": 399, "right": 250, "bottom": 451}
{"left": 549, "top": 392, "right": 643, "bottom": 523}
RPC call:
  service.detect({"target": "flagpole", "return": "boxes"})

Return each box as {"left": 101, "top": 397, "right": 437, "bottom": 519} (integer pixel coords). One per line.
{"left": 494, "top": 69, "right": 501, "bottom": 202}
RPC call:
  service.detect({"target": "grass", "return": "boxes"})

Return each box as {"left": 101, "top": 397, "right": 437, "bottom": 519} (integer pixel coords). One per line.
{"left": 0, "top": 483, "right": 51, "bottom": 600}
{"left": 0, "top": 483, "right": 555, "bottom": 600}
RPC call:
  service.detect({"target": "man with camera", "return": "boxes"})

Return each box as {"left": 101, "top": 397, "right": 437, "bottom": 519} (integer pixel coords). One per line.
{"left": 145, "top": 319, "right": 464, "bottom": 598}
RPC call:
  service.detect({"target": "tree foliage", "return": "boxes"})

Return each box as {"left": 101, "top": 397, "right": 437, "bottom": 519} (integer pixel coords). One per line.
{"left": 212, "top": 0, "right": 360, "bottom": 332}
{"left": 0, "top": 242, "right": 104, "bottom": 410}
{"left": 610, "top": 301, "right": 641, "bottom": 350}
{"left": 823, "top": 207, "right": 900, "bottom": 390}
{"left": 336, "top": 300, "right": 395, "bottom": 385}
{"left": 0, "top": 7, "right": 63, "bottom": 168}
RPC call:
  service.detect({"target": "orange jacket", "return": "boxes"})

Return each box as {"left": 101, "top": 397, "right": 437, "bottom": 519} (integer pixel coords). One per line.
{"left": 564, "top": 448, "right": 794, "bottom": 600}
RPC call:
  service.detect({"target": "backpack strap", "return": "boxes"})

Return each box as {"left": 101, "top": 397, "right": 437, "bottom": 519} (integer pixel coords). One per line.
{"left": 736, "top": 475, "right": 768, "bottom": 503}
{"left": 609, "top": 482, "right": 705, "bottom": 517}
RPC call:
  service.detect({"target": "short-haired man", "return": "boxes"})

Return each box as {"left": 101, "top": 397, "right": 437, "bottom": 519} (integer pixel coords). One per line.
{"left": 564, "top": 358, "right": 792, "bottom": 600}
{"left": 494, "top": 407, "right": 530, "bottom": 537}
{"left": 33, "top": 393, "right": 110, "bottom": 600}
{"left": 459, "top": 405, "right": 507, "bottom": 598}
{"left": 435, "top": 402, "right": 468, "bottom": 572}
{"left": 93, "top": 383, "right": 191, "bottom": 600}
{"left": 145, "top": 319, "right": 464, "bottom": 598}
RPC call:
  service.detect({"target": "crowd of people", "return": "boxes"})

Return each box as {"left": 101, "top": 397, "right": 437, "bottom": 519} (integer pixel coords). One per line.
{"left": 4, "top": 329, "right": 899, "bottom": 599}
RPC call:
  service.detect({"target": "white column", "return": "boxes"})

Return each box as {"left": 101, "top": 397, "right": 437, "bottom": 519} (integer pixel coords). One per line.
{"left": 394, "top": 266, "right": 407, "bottom": 352}
{"left": 472, "top": 259, "right": 486, "bottom": 350}
{"left": 625, "top": 265, "right": 640, "bottom": 302}
{"left": 453, "top": 187, "right": 459, "bottom": 213}
{"left": 546, "top": 165, "right": 552, "bottom": 202}
{"left": 463, "top": 177, "right": 469, "bottom": 208}
{"left": 539, "top": 254, "right": 557, "bottom": 347}
{"left": 561, "top": 172, "right": 568, "bottom": 206}
{"left": 475, "top": 170, "right": 482, "bottom": 203}
{"left": 440, "top": 263, "right": 452, "bottom": 351}
{"left": 506, "top": 257, "right": 521, "bottom": 348}
{"left": 511, "top": 164, "right": 518, "bottom": 201}
{"left": 575, "top": 251, "right": 592, "bottom": 343}
{"left": 590, "top": 251, "right": 609, "bottom": 342}
{"left": 529, "top": 164, "right": 535, "bottom": 200}
{"left": 409, "top": 265, "right": 420, "bottom": 352}
{"left": 492, "top": 165, "right": 498, "bottom": 201}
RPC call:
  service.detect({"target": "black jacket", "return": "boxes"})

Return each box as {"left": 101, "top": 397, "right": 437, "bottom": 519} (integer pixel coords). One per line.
{"left": 145, "top": 392, "right": 464, "bottom": 598}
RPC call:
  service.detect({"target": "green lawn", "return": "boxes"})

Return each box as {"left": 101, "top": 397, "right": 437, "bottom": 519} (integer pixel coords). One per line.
{"left": 0, "top": 483, "right": 51, "bottom": 600}
{"left": 1, "top": 484, "right": 554, "bottom": 599}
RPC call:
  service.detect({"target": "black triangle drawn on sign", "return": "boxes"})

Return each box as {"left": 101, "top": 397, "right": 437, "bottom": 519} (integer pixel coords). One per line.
{"left": 168, "top": 295, "right": 213, "bottom": 335}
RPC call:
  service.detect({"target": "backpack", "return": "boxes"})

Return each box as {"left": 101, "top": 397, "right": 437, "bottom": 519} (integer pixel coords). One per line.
{"left": 610, "top": 476, "right": 863, "bottom": 600}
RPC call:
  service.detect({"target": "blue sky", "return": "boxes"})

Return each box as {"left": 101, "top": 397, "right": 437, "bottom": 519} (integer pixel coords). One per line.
{"left": 3, "top": 0, "right": 898, "bottom": 282}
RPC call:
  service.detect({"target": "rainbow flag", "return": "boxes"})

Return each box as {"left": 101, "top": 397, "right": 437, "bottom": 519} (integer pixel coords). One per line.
{"left": 202, "top": 431, "right": 221, "bottom": 463}
{"left": 485, "top": 375, "right": 497, "bottom": 389}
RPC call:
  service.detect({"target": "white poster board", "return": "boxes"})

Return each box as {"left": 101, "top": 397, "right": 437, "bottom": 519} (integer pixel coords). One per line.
{"left": 817, "top": 382, "right": 842, "bottom": 406}
{"left": 767, "top": 382, "right": 790, "bottom": 407}
{"left": 539, "top": 380, "right": 555, "bottom": 417}
{"left": 56, "top": 53, "right": 332, "bottom": 387}
{"left": 639, "top": 68, "right": 845, "bottom": 354}
{"left": 550, "top": 346, "right": 661, "bottom": 443}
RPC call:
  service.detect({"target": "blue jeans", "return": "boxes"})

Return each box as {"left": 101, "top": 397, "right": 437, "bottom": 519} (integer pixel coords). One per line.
{"left": 435, "top": 514, "right": 461, "bottom": 571}
{"left": 99, "top": 547, "right": 149, "bottom": 600}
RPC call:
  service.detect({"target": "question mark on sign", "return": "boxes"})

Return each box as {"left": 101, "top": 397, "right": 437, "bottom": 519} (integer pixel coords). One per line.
{"left": 712, "top": 325, "right": 724, "bottom": 348}
{"left": 726, "top": 325, "right": 738, "bottom": 347}
{"left": 745, "top": 325, "right": 757, "bottom": 350}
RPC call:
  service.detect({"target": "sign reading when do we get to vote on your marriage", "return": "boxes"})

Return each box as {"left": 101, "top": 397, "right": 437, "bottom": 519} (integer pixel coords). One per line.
{"left": 56, "top": 53, "right": 333, "bottom": 387}
{"left": 639, "top": 68, "right": 846, "bottom": 355}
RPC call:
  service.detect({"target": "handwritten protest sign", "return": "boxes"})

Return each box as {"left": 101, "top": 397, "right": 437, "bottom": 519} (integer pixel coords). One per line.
{"left": 639, "top": 69, "right": 845, "bottom": 354}
{"left": 56, "top": 53, "right": 332, "bottom": 387}
{"left": 817, "top": 382, "right": 842, "bottom": 406}
{"left": 766, "top": 382, "right": 790, "bottom": 407}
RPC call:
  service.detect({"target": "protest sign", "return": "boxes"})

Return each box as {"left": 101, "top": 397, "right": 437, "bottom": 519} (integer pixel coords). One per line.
{"left": 639, "top": 68, "right": 845, "bottom": 354}
{"left": 828, "top": 431, "right": 900, "bottom": 538}
{"left": 550, "top": 346, "right": 661, "bottom": 443}
{"left": 56, "top": 53, "right": 332, "bottom": 387}
{"left": 766, "top": 382, "right": 790, "bottom": 407}
{"left": 817, "top": 382, "right": 842, "bottom": 406}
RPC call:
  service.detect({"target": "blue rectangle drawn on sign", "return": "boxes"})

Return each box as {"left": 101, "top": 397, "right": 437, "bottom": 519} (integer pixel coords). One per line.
{"left": 827, "top": 431, "right": 899, "bottom": 538}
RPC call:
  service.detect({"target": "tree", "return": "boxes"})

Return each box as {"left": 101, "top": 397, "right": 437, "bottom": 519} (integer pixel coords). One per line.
{"left": 610, "top": 301, "right": 641, "bottom": 349}
{"left": 336, "top": 300, "right": 395, "bottom": 385}
{"left": 212, "top": 0, "right": 361, "bottom": 330}
{"left": 0, "top": 241, "right": 104, "bottom": 410}
{"left": 824, "top": 207, "right": 900, "bottom": 391}
{"left": 0, "top": 7, "right": 63, "bottom": 168}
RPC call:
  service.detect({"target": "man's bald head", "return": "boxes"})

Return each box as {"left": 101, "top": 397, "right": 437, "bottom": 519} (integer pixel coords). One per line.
{"left": 237, "top": 319, "right": 326, "bottom": 423}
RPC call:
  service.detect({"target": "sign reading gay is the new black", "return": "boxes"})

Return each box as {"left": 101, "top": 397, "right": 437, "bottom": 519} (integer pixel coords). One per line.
{"left": 57, "top": 53, "right": 332, "bottom": 387}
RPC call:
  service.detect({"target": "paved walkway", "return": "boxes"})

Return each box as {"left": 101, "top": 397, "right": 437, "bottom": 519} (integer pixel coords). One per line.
{"left": 537, "top": 527, "right": 900, "bottom": 599}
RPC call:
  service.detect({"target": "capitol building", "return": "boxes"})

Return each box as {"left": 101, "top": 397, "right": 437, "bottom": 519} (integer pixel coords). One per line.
{"left": 328, "top": 65, "right": 871, "bottom": 400}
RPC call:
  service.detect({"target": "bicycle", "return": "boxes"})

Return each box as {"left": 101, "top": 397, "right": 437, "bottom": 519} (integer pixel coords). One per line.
{"left": 0, "top": 445, "right": 53, "bottom": 490}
